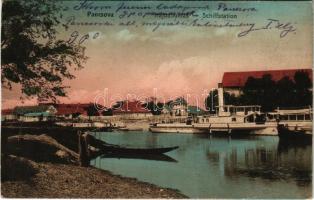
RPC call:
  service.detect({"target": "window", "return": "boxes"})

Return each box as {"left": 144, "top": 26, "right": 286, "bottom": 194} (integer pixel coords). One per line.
{"left": 289, "top": 115, "right": 297, "bottom": 121}
{"left": 280, "top": 115, "right": 288, "bottom": 120}
{"left": 297, "top": 115, "right": 304, "bottom": 121}
{"left": 237, "top": 107, "right": 244, "bottom": 112}
{"left": 232, "top": 117, "right": 236, "bottom": 122}
{"left": 305, "top": 114, "right": 311, "bottom": 120}
{"left": 230, "top": 107, "right": 235, "bottom": 113}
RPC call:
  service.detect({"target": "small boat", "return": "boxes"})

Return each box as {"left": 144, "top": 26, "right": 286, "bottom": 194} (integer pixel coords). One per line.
{"left": 85, "top": 135, "right": 179, "bottom": 159}
{"left": 100, "top": 145, "right": 179, "bottom": 155}
{"left": 273, "top": 107, "right": 312, "bottom": 140}
{"left": 116, "top": 127, "right": 143, "bottom": 131}
{"left": 55, "top": 122, "right": 114, "bottom": 132}
{"left": 117, "top": 127, "right": 129, "bottom": 131}
{"left": 101, "top": 153, "right": 178, "bottom": 162}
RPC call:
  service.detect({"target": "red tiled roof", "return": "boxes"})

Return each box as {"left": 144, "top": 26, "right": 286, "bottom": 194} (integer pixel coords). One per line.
{"left": 38, "top": 103, "right": 106, "bottom": 116}
{"left": 222, "top": 69, "right": 312, "bottom": 88}
{"left": 112, "top": 101, "right": 151, "bottom": 114}
{"left": 55, "top": 104, "right": 88, "bottom": 116}
{"left": 2, "top": 109, "right": 13, "bottom": 115}
{"left": 54, "top": 103, "right": 103, "bottom": 116}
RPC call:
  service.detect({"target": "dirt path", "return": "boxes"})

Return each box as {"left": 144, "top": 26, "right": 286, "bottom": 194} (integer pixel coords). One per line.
{"left": 1, "top": 156, "right": 187, "bottom": 198}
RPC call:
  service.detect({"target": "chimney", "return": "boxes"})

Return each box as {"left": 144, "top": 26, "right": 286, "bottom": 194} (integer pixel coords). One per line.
{"left": 218, "top": 83, "right": 224, "bottom": 108}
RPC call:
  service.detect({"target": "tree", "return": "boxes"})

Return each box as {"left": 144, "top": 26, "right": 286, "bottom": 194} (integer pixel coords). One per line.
{"left": 101, "top": 108, "right": 113, "bottom": 116}
{"left": 294, "top": 70, "right": 312, "bottom": 106}
{"left": 236, "top": 71, "right": 312, "bottom": 111}
{"left": 260, "top": 74, "right": 277, "bottom": 111}
{"left": 205, "top": 89, "right": 218, "bottom": 113}
{"left": 144, "top": 101, "right": 164, "bottom": 115}
{"left": 1, "top": 0, "right": 87, "bottom": 101}
{"left": 205, "top": 90, "right": 239, "bottom": 113}
{"left": 276, "top": 76, "right": 295, "bottom": 107}
{"left": 72, "top": 112, "right": 81, "bottom": 119}
{"left": 224, "top": 92, "right": 239, "bottom": 106}
{"left": 174, "top": 97, "right": 188, "bottom": 106}
{"left": 241, "top": 74, "right": 277, "bottom": 111}
{"left": 112, "top": 101, "right": 123, "bottom": 109}
{"left": 86, "top": 105, "right": 99, "bottom": 116}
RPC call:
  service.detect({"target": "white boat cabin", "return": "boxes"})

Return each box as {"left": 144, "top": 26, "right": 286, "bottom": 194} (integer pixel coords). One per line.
{"left": 271, "top": 107, "right": 313, "bottom": 135}
{"left": 268, "top": 108, "right": 312, "bottom": 122}
{"left": 197, "top": 105, "right": 262, "bottom": 124}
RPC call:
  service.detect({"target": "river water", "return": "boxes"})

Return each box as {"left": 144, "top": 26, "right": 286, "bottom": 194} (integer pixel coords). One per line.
{"left": 91, "top": 131, "right": 312, "bottom": 198}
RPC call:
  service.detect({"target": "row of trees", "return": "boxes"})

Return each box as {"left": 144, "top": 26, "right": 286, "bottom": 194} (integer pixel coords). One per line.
{"left": 205, "top": 71, "right": 312, "bottom": 112}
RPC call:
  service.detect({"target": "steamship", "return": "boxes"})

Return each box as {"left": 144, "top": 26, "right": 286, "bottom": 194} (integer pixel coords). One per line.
{"left": 149, "top": 83, "right": 278, "bottom": 135}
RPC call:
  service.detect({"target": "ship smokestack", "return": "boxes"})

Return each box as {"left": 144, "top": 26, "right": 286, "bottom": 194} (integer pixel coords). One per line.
{"left": 218, "top": 83, "right": 224, "bottom": 107}
{"left": 218, "top": 83, "right": 224, "bottom": 115}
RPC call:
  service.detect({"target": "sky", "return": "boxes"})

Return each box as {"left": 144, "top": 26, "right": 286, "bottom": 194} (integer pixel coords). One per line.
{"left": 2, "top": 1, "right": 313, "bottom": 109}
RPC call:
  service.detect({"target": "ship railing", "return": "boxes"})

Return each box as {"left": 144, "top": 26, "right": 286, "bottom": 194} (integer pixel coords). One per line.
{"left": 275, "top": 105, "right": 312, "bottom": 111}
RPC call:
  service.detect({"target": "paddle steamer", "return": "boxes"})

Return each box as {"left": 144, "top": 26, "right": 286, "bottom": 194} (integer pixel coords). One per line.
{"left": 150, "top": 84, "right": 278, "bottom": 135}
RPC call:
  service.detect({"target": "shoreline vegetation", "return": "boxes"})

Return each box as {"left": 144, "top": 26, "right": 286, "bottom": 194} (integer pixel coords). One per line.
{"left": 1, "top": 126, "right": 187, "bottom": 198}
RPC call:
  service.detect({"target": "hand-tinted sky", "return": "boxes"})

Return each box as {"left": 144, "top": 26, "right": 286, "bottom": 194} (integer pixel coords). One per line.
{"left": 2, "top": 1, "right": 312, "bottom": 108}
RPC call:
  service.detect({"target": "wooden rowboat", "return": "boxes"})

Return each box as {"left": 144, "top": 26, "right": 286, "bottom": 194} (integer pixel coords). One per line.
{"left": 100, "top": 145, "right": 179, "bottom": 155}
{"left": 86, "top": 133, "right": 179, "bottom": 157}
{"left": 101, "top": 153, "right": 178, "bottom": 162}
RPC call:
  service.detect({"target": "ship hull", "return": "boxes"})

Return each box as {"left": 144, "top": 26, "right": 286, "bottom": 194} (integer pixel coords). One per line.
{"left": 149, "top": 124, "right": 207, "bottom": 134}
{"left": 194, "top": 122, "right": 278, "bottom": 135}
{"left": 149, "top": 122, "right": 278, "bottom": 135}
{"left": 278, "top": 123, "right": 312, "bottom": 142}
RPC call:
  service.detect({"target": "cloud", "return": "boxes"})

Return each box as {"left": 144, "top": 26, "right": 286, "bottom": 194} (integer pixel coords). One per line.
{"left": 215, "top": 28, "right": 227, "bottom": 36}
{"left": 136, "top": 57, "right": 222, "bottom": 97}
{"left": 88, "top": 31, "right": 106, "bottom": 44}
{"left": 115, "top": 29, "right": 137, "bottom": 41}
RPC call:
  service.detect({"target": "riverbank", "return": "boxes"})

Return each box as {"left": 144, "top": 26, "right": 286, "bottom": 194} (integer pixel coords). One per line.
{"left": 1, "top": 155, "right": 186, "bottom": 198}
{"left": 1, "top": 126, "right": 187, "bottom": 198}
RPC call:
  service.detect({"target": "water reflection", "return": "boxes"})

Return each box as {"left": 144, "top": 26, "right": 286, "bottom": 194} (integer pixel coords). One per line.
{"left": 92, "top": 132, "right": 312, "bottom": 198}
{"left": 207, "top": 138, "right": 312, "bottom": 187}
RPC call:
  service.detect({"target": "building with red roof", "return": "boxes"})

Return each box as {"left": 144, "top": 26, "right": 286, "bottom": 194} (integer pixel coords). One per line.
{"left": 2, "top": 109, "right": 13, "bottom": 115}
{"left": 222, "top": 68, "right": 312, "bottom": 96}
{"left": 55, "top": 104, "right": 88, "bottom": 118}
{"left": 39, "top": 103, "right": 105, "bottom": 119}
{"left": 1, "top": 109, "right": 16, "bottom": 121}
{"left": 112, "top": 100, "right": 153, "bottom": 119}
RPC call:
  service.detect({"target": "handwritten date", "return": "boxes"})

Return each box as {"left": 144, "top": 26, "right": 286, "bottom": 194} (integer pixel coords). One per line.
{"left": 67, "top": 31, "right": 100, "bottom": 45}
{"left": 238, "top": 19, "right": 296, "bottom": 38}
